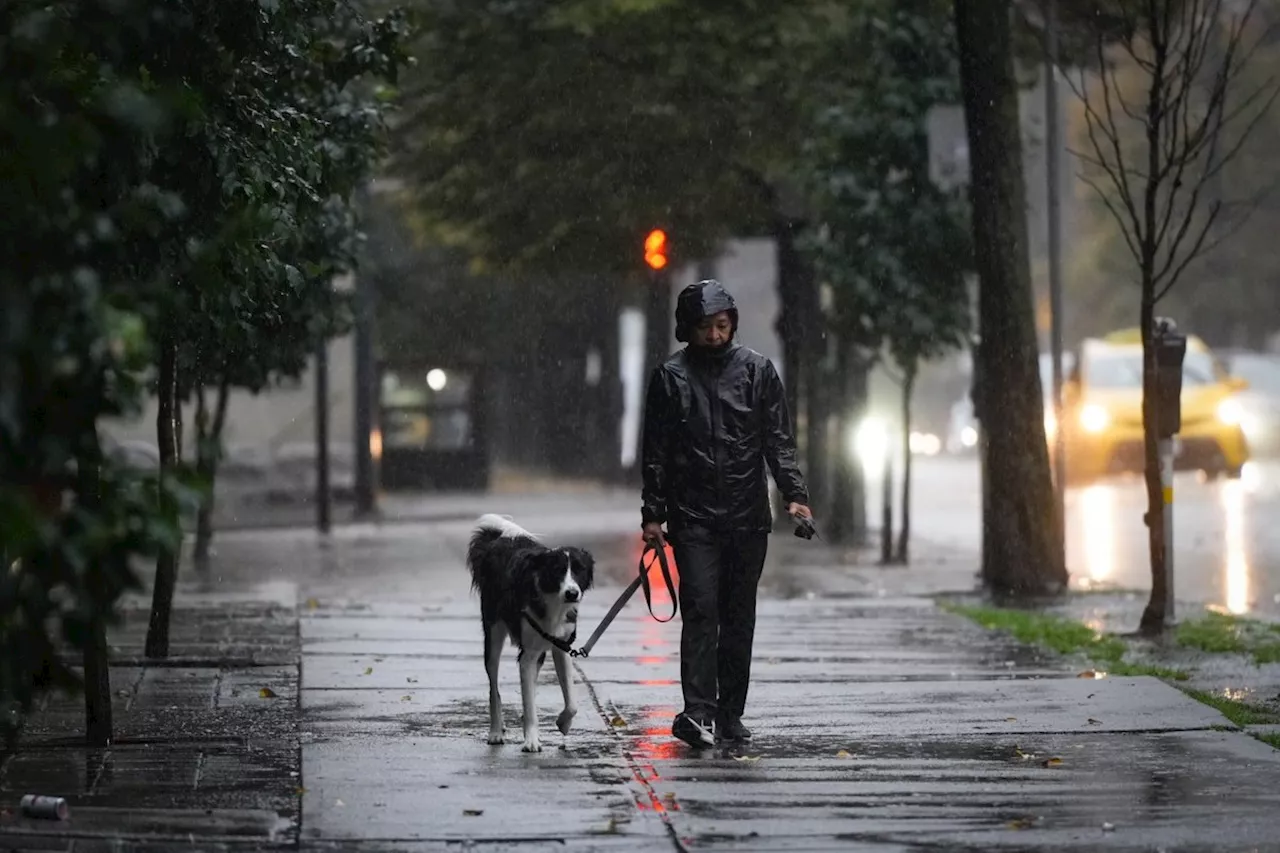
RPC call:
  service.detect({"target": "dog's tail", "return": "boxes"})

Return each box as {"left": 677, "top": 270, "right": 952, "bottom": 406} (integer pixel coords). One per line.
{"left": 467, "top": 514, "right": 532, "bottom": 591}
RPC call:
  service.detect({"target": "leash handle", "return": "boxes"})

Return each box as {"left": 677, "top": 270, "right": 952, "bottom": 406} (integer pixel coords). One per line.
{"left": 639, "top": 540, "right": 679, "bottom": 624}
{"left": 568, "top": 539, "right": 679, "bottom": 659}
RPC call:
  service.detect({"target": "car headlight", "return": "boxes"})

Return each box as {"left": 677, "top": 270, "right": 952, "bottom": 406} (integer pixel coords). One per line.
{"left": 1216, "top": 398, "right": 1243, "bottom": 426}
{"left": 1080, "top": 404, "right": 1110, "bottom": 434}
{"left": 909, "top": 431, "right": 941, "bottom": 456}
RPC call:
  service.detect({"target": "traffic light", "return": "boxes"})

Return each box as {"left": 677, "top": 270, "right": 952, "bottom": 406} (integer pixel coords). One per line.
{"left": 644, "top": 229, "right": 668, "bottom": 270}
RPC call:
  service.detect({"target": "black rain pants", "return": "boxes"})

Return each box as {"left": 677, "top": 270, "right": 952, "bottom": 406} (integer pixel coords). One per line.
{"left": 670, "top": 525, "right": 768, "bottom": 725}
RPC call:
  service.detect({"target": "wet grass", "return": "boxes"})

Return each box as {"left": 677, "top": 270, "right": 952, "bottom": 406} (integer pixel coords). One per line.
{"left": 1175, "top": 612, "right": 1280, "bottom": 665}
{"left": 945, "top": 602, "right": 1280, "bottom": 746}
{"left": 1181, "top": 689, "right": 1280, "bottom": 727}
{"left": 941, "top": 604, "right": 1168, "bottom": 674}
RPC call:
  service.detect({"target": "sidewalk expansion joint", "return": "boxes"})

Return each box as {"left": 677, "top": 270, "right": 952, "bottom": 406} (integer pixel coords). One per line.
{"left": 574, "top": 661, "right": 689, "bottom": 853}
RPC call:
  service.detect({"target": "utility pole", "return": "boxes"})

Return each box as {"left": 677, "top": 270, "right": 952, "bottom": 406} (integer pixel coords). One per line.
{"left": 352, "top": 269, "right": 377, "bottom": 516}
{"left": 315, "top": 338, "right": 331, "bottom": 534}
{"left": 1045, "top": 0, "right": 1067, "bottom": 563}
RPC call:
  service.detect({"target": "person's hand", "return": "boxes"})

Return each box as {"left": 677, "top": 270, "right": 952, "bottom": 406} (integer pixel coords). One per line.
{"left": 642, "top": 521, "right": 666, "bottom": 547}
{"left": 787, "top": 502, "right": 813, "bottom": 520}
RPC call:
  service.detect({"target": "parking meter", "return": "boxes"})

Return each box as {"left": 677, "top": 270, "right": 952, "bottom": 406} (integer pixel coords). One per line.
{"left": 1153, "top": 317, "right": 1186, "bottom": 438}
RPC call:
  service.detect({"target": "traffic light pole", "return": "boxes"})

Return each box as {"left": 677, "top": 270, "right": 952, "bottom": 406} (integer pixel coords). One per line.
{"left": 645, "top": 268, "right": 672, "bottom": 379}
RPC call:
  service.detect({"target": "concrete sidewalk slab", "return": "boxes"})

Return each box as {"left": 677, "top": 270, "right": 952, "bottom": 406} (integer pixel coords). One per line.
{"left": 298, "top": 590, "right": 1280, "bottom": 851}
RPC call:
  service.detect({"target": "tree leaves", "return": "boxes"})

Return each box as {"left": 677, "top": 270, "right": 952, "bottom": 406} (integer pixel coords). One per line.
{"left": 0, "top": 0, "right": 406, "bottom": 747}
{"left": 797, "top": 0, "right": 972, "bottom": 368}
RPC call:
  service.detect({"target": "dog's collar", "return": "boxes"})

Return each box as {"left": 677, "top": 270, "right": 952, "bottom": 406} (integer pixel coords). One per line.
{"left": 521, "top": 610, "right": 576, "bottom": 656}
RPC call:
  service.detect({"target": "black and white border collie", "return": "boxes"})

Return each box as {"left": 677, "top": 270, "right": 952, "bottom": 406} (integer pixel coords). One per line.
{"left": 467, "top": 514, "right": 595, "bottom": 752}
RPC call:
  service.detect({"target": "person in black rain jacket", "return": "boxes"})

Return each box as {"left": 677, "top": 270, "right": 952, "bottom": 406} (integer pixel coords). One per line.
{"left": 640, "top": 279, "right": 811, "bottom": 748}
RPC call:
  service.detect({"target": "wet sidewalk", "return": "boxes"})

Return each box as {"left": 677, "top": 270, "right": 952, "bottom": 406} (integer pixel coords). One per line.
{"left": 0, "top": 585, "right": 301, "bottom": 851}
{"left": 5, "top": 499, "right": 1280, "bottom": 850}
{"left": 300, "top": 579, "right": 1280, "bottom": 850}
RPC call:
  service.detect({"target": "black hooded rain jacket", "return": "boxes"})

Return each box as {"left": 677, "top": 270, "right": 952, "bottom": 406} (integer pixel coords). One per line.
{"left": 640, "top": 282, "right": 808, "bottom": 533}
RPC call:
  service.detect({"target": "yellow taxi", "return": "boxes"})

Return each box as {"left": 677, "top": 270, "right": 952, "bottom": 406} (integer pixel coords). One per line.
{"left": 1054, "top": 328, "right": 1250, "bottom": 483}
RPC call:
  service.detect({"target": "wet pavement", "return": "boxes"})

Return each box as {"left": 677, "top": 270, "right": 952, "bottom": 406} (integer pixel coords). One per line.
{"left": 5, "top": 484, "right": 1280, "bottom": 850}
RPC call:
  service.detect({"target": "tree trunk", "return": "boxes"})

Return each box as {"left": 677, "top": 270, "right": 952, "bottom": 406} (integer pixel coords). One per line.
{"left": 145, "top": 337, "right": 181, "bottom": 659}
{"left": 77, "top": 447, "right": 113, "bottom": 747}
{"left": 896, "top": 364, "right": 916, "bottom": 564}
{"left": 954, "top": 0, "right": 1066, "bottom": 595}
{"left": 827, "top": 336, "right": 868, "bottom": 545}
{"left": 193, "top": 377, "right": 230, "bottom": 569}
{"left": 1138, "top": 294, "right": 1168, "bottom": 634}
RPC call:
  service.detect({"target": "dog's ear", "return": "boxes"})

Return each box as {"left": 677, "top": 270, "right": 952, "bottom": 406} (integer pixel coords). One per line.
{"left": 565, "top": 548, "right": 595, "bottom": 591}
{"left": 513, "top": 553, "right": 542, "bottom": 602}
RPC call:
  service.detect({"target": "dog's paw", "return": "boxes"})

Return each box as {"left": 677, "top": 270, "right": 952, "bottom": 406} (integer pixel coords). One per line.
{"left": 487, "top": 730, "right": 506, "bottom": 745}
{"left": 521, "top": 735, "right": 543, "bottom": 753}
{"left": 556, "top": 707, "right": 577, "bottom": 736}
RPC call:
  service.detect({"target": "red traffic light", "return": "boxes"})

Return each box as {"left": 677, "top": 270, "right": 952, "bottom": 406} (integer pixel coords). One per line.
{"left": 644, "top": 229, "right": 668, "bottom": 270}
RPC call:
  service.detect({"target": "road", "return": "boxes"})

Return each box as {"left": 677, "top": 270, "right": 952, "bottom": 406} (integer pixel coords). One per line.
{"left": 884, "top": 454, "right": 1280, "bottom": 617}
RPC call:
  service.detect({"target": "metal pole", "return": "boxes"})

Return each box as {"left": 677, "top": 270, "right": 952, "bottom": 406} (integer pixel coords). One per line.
{"left": 353, "top": 270, "right": 377, "bottom": 516}
{"left": 880, "top": 450, "right": 893, "bottom": 564}
{"left": 1045, "top": 0, "right": 1067, "bottom": 560}
{"left": 315, "top": 339, "right": 331, "bottom": 534}
{"left": 1159, "top": 437, "right": 1175, "bottom": 625}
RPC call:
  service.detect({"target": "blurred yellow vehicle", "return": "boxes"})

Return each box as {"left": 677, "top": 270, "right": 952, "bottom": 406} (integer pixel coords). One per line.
{"left": 1054, "top": 328, "right": 1250, "bottom": 484}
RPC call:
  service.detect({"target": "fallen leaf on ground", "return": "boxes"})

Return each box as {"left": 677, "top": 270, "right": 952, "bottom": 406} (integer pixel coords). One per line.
{"left": 305, "top": 597, "right": 320, "bottom": 610}
{"left": 295, "top": 787, "right": 306, "bottom": 795}
{"left": 1042, "top": 757, "right": 1064, "bottom": 767}
{"left": 1087, "top": 718, "right": 1102, "bottom": 725}
{"left": 1006, "top": 817, "right": 1037, "bottom": 830}
{"left": 733, "top": 755, "right": 761, "bottom": 763}
{"left": 362, "top": 667, "right": 373, "bottom": 676}
{"left": 463, "top": 809, "right": 483, "bottom": 816}
{"left": 401, "top": 695, "right": 412, "bottom": 702}
{"left": 835, "top": 749, "right": 854, "bottom": 759}
{"left": 609, "top": 715, "right": 627, "bottom": 728}
{"left": 259, "top": 687, "right": 277, "bottom": 699}
{"left": 1077, "top": 670, "right": 1099, "bottom": 679}
{"left": 1015, "top": 746, "right": 1035, "bottom": 760}
{"left": 406, "top": 677, "right": 418, "bottom": 683}
{"left": 1005, "top": 717, "right": 1017, "bottom": 722}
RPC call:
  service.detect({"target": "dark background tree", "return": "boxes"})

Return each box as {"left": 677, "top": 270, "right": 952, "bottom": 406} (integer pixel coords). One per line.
{"left": 798, "top": 0, "right": 973, "bottom": 550}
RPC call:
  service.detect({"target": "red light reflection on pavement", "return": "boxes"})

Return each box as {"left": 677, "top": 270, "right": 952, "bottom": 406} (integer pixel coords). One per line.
{"left": 632, "top": 704, "right": 683, "bottom": 761}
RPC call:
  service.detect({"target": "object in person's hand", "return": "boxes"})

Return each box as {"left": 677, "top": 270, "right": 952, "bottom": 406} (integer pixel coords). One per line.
{"left": 793, "top": 515, "right": 817, "bottom": 540}
{"left": 20, "top": 794, "right": 69, "bottom": 821}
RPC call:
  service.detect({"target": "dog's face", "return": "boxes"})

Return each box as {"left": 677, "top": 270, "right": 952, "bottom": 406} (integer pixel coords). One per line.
{"left": 523, "top": 547, "right": 595, "bottom": 606}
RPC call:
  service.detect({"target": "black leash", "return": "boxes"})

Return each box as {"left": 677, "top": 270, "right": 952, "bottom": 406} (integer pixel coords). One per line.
{"left": 521, "top": 540, "right": 679, "bottom": 659}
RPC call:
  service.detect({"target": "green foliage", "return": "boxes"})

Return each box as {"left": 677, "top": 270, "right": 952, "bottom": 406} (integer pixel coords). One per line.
{"left": 171, "top": 0, "right": 410, "bottom": 400}
{"left": 798, "top": 0, "right": 972, "bottom": 364}
{"left": 391, "top": 0, "right": 847, "bottom": 275}
{"left": 0, "top": 0, "right": 406, "bottom": 746}
{"left": 0, "top": 0, "right": 195, "bottom": 747}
